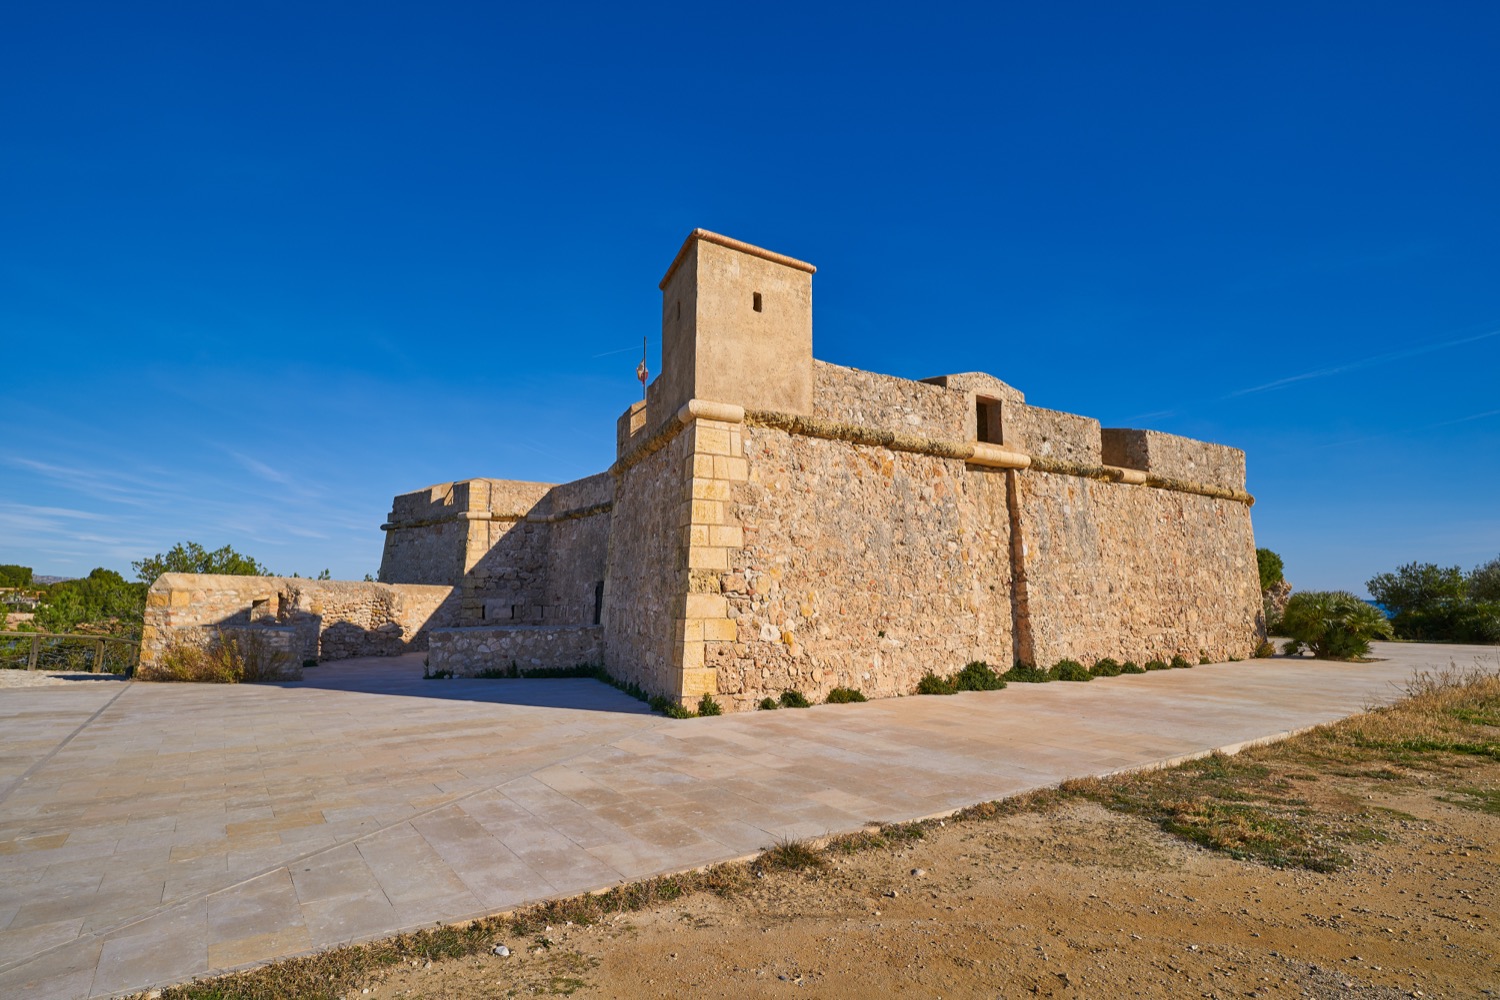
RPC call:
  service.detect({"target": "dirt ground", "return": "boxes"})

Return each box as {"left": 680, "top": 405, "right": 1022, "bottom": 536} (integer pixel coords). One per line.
{"left": 358, "top": 759, "right": 1497, "bottom": 999}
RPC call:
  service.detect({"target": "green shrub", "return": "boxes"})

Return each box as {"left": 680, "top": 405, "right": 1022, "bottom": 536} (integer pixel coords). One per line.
{"left": 1144, "top": 659, "right": 1169, "bottom": 671}
{"left": 697, "top": 694, "right": 724, "bottom": 716}
{"left": 1120, "top": 660, "right": 1146, "bottom": 674}
{"left": 1050, "top": 659, "right": 1092, "bottom": 682}
{"left": 779, "top": 689, "right": 811, "bottom": 708}
{"left": 1170, "top": 654, "right": 1192, "bottom": 669}
{"left": 825, "top": 686, "right": 867, "bottom": 703}
{"left": 915, "top": 672, "right": 957, "bottom": 695}
{"left": 1003, "top": 662, "right": 1053, "bottom": 683}
{"left": 757, "top": 697, "right": 779, "bottom": 710}
{"left": 1256, "top": 548, "right": 1285, "bottom": 592}
{"left": 1281, "top": 590, "right": 1395, "bottom": 660}
{"left": 954, "top": 660, "right": 1006, "bottom": 691}
{"left": 1253, "top": 640, "right": 1275, "bottom": 659}
{"left": 662, "top": 703, "right": 696, "bottom": 719}
{"left": 1091, "top": 657, "right": 1123, "bottom": 677}
{"left": 1392, "top": 601, "right": 1500, "bottom": 644}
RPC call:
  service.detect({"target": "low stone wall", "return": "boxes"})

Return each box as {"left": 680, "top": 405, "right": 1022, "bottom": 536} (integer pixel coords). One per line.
{"left": 427, "top": 625, "right": 604, "bottom": 675}
{"left": 140, "top": 574, "right": 458, "bottom": 669}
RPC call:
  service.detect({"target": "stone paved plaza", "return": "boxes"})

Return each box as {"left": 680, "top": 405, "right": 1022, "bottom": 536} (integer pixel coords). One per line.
{"left": 1, "top": 642, "right": 1494, "bottom": 999}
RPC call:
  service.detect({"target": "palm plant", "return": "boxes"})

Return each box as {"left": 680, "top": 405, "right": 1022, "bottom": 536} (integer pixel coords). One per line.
{"left": 1281, "top": 591, "right": 1393, "bottom": 660}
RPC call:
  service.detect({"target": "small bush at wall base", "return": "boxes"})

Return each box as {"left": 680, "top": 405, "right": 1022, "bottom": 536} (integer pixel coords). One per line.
{"left": 1199, "top": 650, "right": 1212, "bottom": 664}
{"left": 916, "top": 672, "right": 957, "bottom": 695}
{"left": 954, "top": 660, "right": 1006, "bottom": 691}
{"left": 142, "top": 631, "right": 300, "bottom": 684}
{"left": 1003, "top": 662, "right": 1053, "bottom": 683}
{"left": 825, "top": 686, "right": 867, "bottom": 703}
{"left": 697, "top": 694, "right": 723, "bottom": 716}
{"left": 1120, "top": 660, "right": 1146, "bottom": 674}
{"left": 779, "top": 689, "right": 811, "bottom": 708}
{"left": 758, "top": 697, "right": 779, "bottom": 710}
{"left": 301, "top": 658, "right": 318, "bottom": 669}
{"left": 1253, "top": 640, "right": 1276, "bottom": 659}
{"left": 1144, "top": 659, "right": 1169, "bottom": 671}
{"left": 1091, "top": 657, "right": 1123, "bottom": 677}
{"left": 1050, "top": 659, "right": 1092, "bottom": 682}
{"left": 1170, "top": 655, "right": 1192, "bottom": 669}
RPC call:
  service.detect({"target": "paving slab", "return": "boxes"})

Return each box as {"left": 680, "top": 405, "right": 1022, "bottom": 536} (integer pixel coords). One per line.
{"left": 0, "top": 641, "right": 1495, "bottom": 998}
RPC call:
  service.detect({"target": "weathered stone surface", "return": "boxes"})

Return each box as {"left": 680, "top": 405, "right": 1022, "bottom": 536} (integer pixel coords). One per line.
{"left": 1101, "top": 428, "right": 1247, "bottom": 493}
{"left": 140, "top": 575, "right": 458, "bottom": 669}
{"left": 428, "top": 625, "right": 603, "bottom": 674}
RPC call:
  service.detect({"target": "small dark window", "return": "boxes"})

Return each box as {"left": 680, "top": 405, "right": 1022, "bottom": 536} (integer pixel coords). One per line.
{"left": 593, "top": 581, "right": 605, "bottom": 625}
{"left": 511, "top": 604, "right": 520, "bottom": 620}
{"left": 752, "top": 291, "right": 763, "bottom": 312}
{"left": 976, "top": 398, "right": 1002, "bottom": 444}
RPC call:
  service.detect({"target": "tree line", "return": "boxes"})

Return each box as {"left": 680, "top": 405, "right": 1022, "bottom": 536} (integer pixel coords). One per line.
{"left": 1366, "top": 556, "right": 1500, "bottom": 644}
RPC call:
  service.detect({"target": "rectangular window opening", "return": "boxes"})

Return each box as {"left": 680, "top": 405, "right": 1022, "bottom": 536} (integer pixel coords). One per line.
{"left": 976, "top": 398, "right": 1002, "bottom": 444}
{"left": 593, "top": 581, "right": 605, "bottom": 625}
{"left": 752, "top": 291, "right": 763, "bottom": 312}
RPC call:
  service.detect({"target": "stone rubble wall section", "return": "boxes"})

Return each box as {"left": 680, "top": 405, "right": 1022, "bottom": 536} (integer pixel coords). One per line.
{"left": 141, "top": 575, "right": 458, "bottom": 667}
{"left": 1101, "top": 428, "right": 1247, "bottom": 494}
{"left": 601, "top": 420, "right": 695, "bottom": 701}
{"left": 539, "top": 473, "right": 614, "bottom": 626}
{"left": 716, "top": 424, "right": 1016, "bottom": 712}
{"left": 1016, "top": 471, "right": 1261, "bottom": 665}
{"left": 427, "top": 625, "right": 604, "bottom": 675}
{"left": 1001, "top": 403, "right": 1103, "bottom": 466}
{"left": 812, "top": 361, "right": 969, "bottom": 440}
{"left": 921, "top": 371, "right": 1026, "bottom": 404}
{"left": 379, "top": 479, "right": 554, "bottom": 586}
{"left": 466, "top": 518, "right": 549, "bottom": 625}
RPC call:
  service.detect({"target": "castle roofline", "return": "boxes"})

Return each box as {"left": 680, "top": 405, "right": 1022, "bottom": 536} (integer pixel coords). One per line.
{"left": 659, "top": 229, "right": 816, "bottom": 290}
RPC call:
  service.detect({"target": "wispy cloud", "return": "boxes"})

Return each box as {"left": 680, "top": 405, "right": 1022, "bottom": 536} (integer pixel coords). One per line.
{"left": 1427, "top": 408, "right": 1500, "bottom": 429}
{"left": 1225, "top": 326, "right": 1500, "bottom": 399}
{"left": 227, "top": 450, "right": 292, "bottom": 485}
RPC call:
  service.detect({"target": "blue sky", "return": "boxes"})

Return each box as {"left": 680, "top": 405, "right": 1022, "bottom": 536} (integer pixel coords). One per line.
{"left": 2, "top": 3, "right": 1497, "bottom": 593}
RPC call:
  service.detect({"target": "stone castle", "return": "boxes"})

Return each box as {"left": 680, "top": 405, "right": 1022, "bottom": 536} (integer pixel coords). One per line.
{"left": 371, "top": 230, "right": 1264, "bottom": 709}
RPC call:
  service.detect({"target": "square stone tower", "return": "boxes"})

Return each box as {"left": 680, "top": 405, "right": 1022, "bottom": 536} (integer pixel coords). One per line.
{"left": 656, "top": 229, "right": 816, "bottom": 416}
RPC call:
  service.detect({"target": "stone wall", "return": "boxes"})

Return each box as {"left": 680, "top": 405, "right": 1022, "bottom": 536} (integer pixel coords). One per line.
{"left": 715, "top": 424, "right": 1015, "bottom": 710}
{"left": 813, "top": 361, "right": 969, "bottom": 439}
{"left": 140, "top": 575, "right": 458, "bottom": 669}
{"left": 601, "top": 420, "right": 695, "bottom": 700}
{"left": 1101, "top": 428, "right": 1247, "bottom": 493}
{"left": 427, "top": 625, "right": 604, "bottom": 675}
{"left": 1014, "top": 472, "right": 1260, "bottom": 667}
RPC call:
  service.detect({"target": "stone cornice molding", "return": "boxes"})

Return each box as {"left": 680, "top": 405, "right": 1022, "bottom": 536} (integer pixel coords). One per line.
{"left": 659, "top": 229, "right": 817, "bottom": 290}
